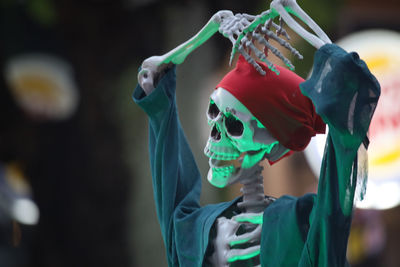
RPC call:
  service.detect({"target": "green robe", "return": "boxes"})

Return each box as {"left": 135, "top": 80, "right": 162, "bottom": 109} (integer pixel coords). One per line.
{"left": 132, "top": 44, "right": 380, "bottom": 267}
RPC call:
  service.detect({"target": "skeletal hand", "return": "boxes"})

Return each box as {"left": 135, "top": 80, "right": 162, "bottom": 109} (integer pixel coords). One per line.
{"left": 221, "top": 0, "right": 332, "bottom": 75}
{"left": 270, "top": 0, "right": 331, "bottom": 48}
{"left": 210, "top": 213, "right": 264, "bottom": 267}
{"left": 219, "top": 11, "right": 303, "bottom": 75}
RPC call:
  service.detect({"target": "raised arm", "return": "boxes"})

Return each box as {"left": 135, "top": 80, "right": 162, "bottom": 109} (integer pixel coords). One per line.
{"left": 298, "top": 44, "right": 380, "bottom": 266}
{"left": 134, "top": 58, "right": 206, "bottom": 264}
{"left": 238, "top": 2, "right": 379, "bottom": 265}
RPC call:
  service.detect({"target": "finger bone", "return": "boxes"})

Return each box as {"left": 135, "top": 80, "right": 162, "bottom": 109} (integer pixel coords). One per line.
{"left": 227, "top": 245, "right": 261, "bottom": 263}
{"left": 238, "top": 47, "right": 266, "bottom": 76}
{"left": 245, "top": 40, "right": 279, "bottom": 73}
{"left": 271, "top": 19, "right": 291, "bottom": 40}
{"left": 253, "top": 32, "right": 294, "bottom": 70}
{"left": 260, "top": 26, "right": 303, "bottom": 59}
{"left": 229, "top": 224, "right": 262, "bottom": 246}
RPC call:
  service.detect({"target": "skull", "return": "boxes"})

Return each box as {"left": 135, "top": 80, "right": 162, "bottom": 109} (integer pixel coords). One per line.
{"left": 204, "top": 87, "right": 290, "bottom": 188}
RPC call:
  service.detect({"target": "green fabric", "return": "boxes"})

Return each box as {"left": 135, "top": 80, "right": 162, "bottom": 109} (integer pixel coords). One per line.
{"left": 133, "top": 68, "right": 238, "bottom": 266}
{"left": 296, "top": 43, "right": 380, "bottom": 267}
{"left": 133, "top": 43, "right": 380, "bottom": 267}
{"left": 260, "top": 194, "right": 315, "bottom": 266}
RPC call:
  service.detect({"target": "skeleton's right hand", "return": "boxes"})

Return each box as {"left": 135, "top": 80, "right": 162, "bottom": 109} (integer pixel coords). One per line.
{"left": 138, "top": 56, "right": 173, "bottom": 95}
{"left": 210, "top": 213, "right": 264, "bottom": 267}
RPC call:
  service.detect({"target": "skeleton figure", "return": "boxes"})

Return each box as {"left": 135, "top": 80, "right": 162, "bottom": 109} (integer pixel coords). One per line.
{"left": 203, "top": 54, "right": 329, "bottom": 266}
{"left": 135, "top": 0, "right": 380, "bottom": 266}
{"left": 204, "top": 87, "right": 288, "bottom": 266}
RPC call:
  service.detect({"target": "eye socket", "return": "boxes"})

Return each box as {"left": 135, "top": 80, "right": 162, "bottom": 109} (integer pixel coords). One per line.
{"left": 207, "top": 100, "right": 220, "bottom": 120}
{"left": 225, "top": 115, "right": 244, "bottom": 137}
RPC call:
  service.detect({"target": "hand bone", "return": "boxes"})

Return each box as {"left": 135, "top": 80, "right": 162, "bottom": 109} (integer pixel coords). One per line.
{"left": 220, "top": 9, "right": 302, "bottom": 75}
{"left": 227, "top": 245, "right": 261, "bottom": 264}
{"left": 228, "top": 0, "right": 332, "bottom": 75}
{"left": 210, "top": 216, "right": 262, "bottom": 266}
{"left": 232, "top": 212, "right": 264, "bottom": 225}
{"left": 270, "top": 0, "right": 331, "bottom": 48}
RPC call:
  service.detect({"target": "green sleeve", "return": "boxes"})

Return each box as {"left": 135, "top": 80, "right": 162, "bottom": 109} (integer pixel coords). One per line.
{"left": 133, "top": 67, "right": 235, "bottom": 266}
{"left": 299, "top": 44, "right": 380, "bottom": 267}
{"left": 133, "top": 67, "right": 202, "bottom": 265}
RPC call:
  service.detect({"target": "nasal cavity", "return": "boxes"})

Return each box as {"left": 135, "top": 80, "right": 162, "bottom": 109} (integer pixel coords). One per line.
{"left": 211, "top": 125, "right": 221, "bottom": 141}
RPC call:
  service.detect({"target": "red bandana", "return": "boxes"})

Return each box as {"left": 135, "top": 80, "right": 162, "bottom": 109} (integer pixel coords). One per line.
{"left": 217, "top": 55, "right": 325, "bottom": 151}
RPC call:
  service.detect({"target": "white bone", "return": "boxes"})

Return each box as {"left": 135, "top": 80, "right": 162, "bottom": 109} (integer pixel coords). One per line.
{"left": 270, "top": 0, "right": 331, "bottom": 49}
{"left": 228, "top": 224, "right": 262, "bottom": 245}
{"left": 138, "top": 10, "right": 234, "bottom": 94}
{"left": 138, "top": 55, "right": 178, "bottom": 95}
{"left": 210, "top": 217, "right": 240, "bottom": 267}
{"left": 227, "top": 245, "right": 261, "bottom": 263}
{"left": 158, "top": 10, "right": 233, "bottom": 65}
{"left": 232, "top": 212, "right": 264, "bottom": 224}
{"left": 208, "top": 164, "right": 273, "bottom": 266}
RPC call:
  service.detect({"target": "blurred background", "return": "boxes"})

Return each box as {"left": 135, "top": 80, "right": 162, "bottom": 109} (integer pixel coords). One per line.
{"left": 0, "top": 0, "right": 399, "bottom": 266}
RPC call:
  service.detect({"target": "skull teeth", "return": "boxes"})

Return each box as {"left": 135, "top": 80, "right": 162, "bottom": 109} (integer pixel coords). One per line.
{"left": 204, "top": 144, "right": 240, "bottom": 161}
{"left": 205, "top": 149, "right": 238, "bottom": 160}
{"left": 211, "top": 165, "right": 235, "bottom": 174}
